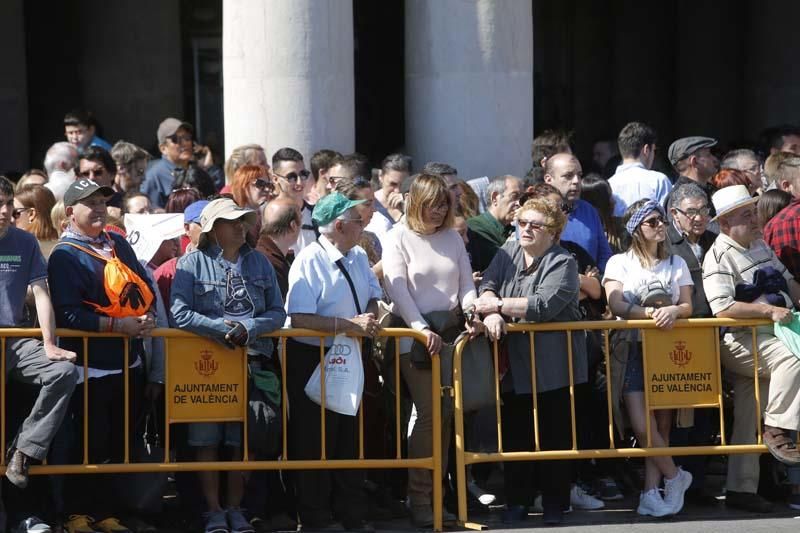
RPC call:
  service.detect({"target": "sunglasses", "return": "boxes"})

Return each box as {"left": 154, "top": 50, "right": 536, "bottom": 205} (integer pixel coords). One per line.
{"left": 641, "top": 216, "right": 666, "bottom": 228}
{"left": 274, "top": 169, "right": 311, "bottom": 183}
{"left": 12, "top": 207, "right": 31, "bottom": 219}
{"left": 252, "top": 178, "right": 275, "bottom": 191}
{"left": 167, "top": 134, "right": 193, "bottom": 144}
{"left": 517, "top": 218, "right": 553, "bottom": 231}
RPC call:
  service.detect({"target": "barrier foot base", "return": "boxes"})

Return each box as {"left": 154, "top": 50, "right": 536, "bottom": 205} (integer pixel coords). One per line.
{"left": 460, "top": 521, "right": 487, "bottom": 530}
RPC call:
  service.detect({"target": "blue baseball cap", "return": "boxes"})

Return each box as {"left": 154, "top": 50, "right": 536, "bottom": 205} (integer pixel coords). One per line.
{"left": 184, "top": 200, "right": 210, "bottom": 224}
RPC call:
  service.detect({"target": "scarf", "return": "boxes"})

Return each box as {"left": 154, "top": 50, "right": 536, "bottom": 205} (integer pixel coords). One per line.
{"left": 466, "top": 211, "right": 509, "bottom": 248}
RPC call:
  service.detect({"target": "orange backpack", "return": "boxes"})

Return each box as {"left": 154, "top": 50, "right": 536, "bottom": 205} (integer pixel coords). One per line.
{"left": 58, "top": 241, "right": 154, "bottom": 318}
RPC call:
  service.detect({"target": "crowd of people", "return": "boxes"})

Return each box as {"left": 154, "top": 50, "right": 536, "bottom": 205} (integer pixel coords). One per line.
{"left": 3, "top": 109, "right": 800, "bottom": 533}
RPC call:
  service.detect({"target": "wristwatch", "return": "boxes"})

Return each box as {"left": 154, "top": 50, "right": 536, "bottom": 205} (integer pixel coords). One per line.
{"left": 496, "top": 298, "right": 504, "bottom": 314}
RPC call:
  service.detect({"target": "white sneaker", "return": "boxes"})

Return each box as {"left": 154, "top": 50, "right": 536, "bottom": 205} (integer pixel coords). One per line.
{"left": 637, "top": 488, "right": 673, "bottom": 517}
{"left": 468, "top": 480, "right": 497, "bottom": 506}
{"left": 570, "top": 484, "right": 605, "bottom": 510}
{"left": 663, "top": 468, "right": 693, "bottom": 514}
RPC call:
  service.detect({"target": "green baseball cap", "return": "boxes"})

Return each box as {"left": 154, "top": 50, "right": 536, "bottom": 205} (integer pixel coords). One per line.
{"left": 312, "top": 192, "right": 366, "bottom": 226}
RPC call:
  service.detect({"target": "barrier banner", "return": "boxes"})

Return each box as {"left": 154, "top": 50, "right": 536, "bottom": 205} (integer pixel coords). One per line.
{"left": 167, "top": 338, "right": 246, "bottom": 422}
{"left": 642, "top": 327, "right": 719, "bottom": 408}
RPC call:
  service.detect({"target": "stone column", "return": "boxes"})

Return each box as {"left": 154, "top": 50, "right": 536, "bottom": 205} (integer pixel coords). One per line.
{"left": 0, "top": 0, "right": 28, "bottom": 172}
{"left": 405, "top": 0, "right": 533, "bottom": 179}
{"left": 223, "top": 0, "right": 355, "bottom": 161}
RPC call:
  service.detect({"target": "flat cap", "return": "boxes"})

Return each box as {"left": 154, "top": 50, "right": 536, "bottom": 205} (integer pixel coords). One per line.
{"left": 668, "top": 136, "right": 717, "bottom": 166}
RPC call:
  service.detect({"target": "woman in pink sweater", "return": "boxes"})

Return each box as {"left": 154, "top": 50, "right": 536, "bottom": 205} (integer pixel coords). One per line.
{"left": 383, "top": 174, "right": 479, "bottom": 527}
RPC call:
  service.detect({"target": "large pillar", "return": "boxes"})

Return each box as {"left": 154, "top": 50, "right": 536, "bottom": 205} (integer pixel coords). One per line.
{"left": 405, "top": 0, "right": 533, "bottom": 179}
{"left": 223, "top": 0, "right": 355, "bottom": 161}
{"left": 0, "top": 0, "right": 28, "bottom": 173}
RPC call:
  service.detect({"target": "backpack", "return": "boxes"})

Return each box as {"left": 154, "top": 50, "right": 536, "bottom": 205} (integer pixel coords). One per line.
{"left": 57, "top": 241, "right": 154, "bottom": 318}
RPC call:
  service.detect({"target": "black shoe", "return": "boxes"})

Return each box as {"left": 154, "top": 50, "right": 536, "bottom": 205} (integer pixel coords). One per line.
{"left": 542, "top": 504, "right": 563, "bottom": 526}
{"left": 725, "top": 491, "right": 774, "bottom": 513}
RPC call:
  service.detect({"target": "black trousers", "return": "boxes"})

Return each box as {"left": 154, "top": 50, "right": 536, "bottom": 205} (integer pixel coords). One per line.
{"left": 64, "top": 369, "right": 143, "bottom": 518}
{"left": 285, "top": 339, "right": 367, "bottom": 527}
{"left": 502, "top": 387, "right": 572, "bottom": 509}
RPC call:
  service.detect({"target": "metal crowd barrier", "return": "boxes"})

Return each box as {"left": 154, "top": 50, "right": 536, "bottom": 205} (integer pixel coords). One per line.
{"left": 451, "top": 318, "right": 773, "bottom": 529}
{"left": 0, "top": 327, "right": 445, "bottom": 532}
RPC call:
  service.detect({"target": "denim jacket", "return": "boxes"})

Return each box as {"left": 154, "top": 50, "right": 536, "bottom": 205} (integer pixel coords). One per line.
{"left": 170, "top": 243, "right": 286, "bottom": 356}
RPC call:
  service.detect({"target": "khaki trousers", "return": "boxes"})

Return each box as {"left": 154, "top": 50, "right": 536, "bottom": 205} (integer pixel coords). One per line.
{"left": 721, "top": 329, "right": 800, "bottom": 493}
{"left": 400, "top": 354, "right": 453, "bottom": 508}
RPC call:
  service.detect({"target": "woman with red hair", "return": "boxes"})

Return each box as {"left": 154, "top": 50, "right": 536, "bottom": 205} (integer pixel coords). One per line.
{"left": 231, "top": 165, "right": 275, "bottom": 210}
{"left": 230, "top": 165, "right": 275, "bottom": 245}
{"left": 711, "top": 168, "right": 756, "bottom": 196}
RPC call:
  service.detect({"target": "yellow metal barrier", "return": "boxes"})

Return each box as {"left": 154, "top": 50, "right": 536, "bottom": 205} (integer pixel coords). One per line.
{"left": 452, "top": 318, "right": 772, "bottom": 528}
{"left": 0, "top": 327, "right": 445, "bottom": 532}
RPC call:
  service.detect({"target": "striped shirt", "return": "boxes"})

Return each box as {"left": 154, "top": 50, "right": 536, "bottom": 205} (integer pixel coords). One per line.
{"left": 702, "top": 232, "right": 794, "bottom": 316}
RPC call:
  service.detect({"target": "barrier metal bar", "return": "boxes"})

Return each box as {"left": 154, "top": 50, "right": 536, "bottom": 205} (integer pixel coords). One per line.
{"left": 242, "top": 346, "right": 249, "bottom": 461}
{"left": 82, "top": 336, "right": 89, "bottom": 465}
{"left": 453, "top": 338, "right": 468, "bottom": 526}
{"left": 164, "top": 337, "right": 170, "bottom": 464}
{"left": 1, "top": 336, "right": 5, "bottom": 465}
{"left": 715, "top": 328, "right": 726, "bottom": 445}
{"left": 566, "top": 332, "right": 577, "bottom": 450}
{"left": 359, "top": 336, "right": 365, "bottom": 459}
{"left": 395, "top": 338, "right": 401, "bottom": 460}
{"left": 123, "top": 339, "right": 129, "bottom": 464}
{"left": 281, "top": 336, "right": 288, "bottom": 459}
{"left": 530, "top": 331, "right": 540, "bottom": 452}
{"left": 490, "top": 339, "right": 503, "bottom": 452}
{"left": 431, "top": 348, "right": 443, "bottom": 533}
{"left": 603, "top": 330, "right": 615, "bottom": 449}
{"left": 752, "top": 326, "right": 763, "bottom": 444}
{"left": 319, "top": 337, "right": 327, "bottom": 461}
{"left": 642, "top": 330, "right": 652, "bottom": 448}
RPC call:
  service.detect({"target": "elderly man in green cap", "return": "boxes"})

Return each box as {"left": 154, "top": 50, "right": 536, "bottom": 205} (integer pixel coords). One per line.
{"left": 284, "top": 192, "right": 383, "bottom": 532}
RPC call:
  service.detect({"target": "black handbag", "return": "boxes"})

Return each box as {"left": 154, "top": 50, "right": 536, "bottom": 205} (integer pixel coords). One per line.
{"left": 115, "top": 402, "right": 168, "bottom": 514}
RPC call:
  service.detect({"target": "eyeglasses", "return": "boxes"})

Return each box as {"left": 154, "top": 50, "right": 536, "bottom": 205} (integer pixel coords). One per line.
{"left": 80, "top": 168, "right": 106, "bottom": 179}
{"left": 327, "top": 176, "right": 345, "bottom": 185}
{"left": 12, "top": 207, "right": 32, "bottom": 219}
{"left": 252, "top": 178, "right": 275, "bottom": 191}
{"left": 641, "top": 216, "right": 666, "bottom": 228}
{"left": 673, "top": 206, "right": 710, "bottom": 219}
{"left": 274, "top": 170, "right": 311, "bottom": 183}
{"left": 517, "top": 218, "right": 553, "bottom": 231}
{"left": 167, "top": 134, "right": 192, "bottom": 144}
{"left": 340, "top": 216, "right": 364, "bottom": 226}
{"left": 431, "top": 202, "right": 450, "bottom": 213}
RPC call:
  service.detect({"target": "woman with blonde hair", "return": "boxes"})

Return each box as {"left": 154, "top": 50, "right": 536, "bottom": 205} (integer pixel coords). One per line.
{"left": 383, "top": 173, "right": 482, "bottom": 527}
{"left": 15, "top": 169, "right": 48, "bottom": 191}
{"left": 602, "top": 199, "right": 694, "bottom": 517}
{"left": 224, "top": 144, "right": 268, "bottom": 187}
{"left": 14, "top": 184, "right": 59, "bottom": 256}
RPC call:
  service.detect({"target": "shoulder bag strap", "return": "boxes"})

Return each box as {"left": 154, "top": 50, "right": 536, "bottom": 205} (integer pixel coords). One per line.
{"left": 334, "top": 258, "right": 363, "bottom": 315}
{"left": 55, "top": 240, "right": 110, "bottom": 263}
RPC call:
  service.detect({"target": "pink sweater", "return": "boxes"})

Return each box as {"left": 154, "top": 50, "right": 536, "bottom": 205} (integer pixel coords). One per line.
{"left": 382, "top": 224, "right": 476, "bottom": 331}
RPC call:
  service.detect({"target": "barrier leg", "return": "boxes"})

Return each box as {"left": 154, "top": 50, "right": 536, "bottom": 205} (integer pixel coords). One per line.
{"left": 432, "top": 353, "right": 443, "bottom": 532}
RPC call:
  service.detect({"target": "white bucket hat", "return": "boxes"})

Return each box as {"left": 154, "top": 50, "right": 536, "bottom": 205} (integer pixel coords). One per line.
{"left": 711, "top": 184, "right": 758, "bottom": 221}
{"left": 197, "top": 198, "right": 257, "bottom": 248}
